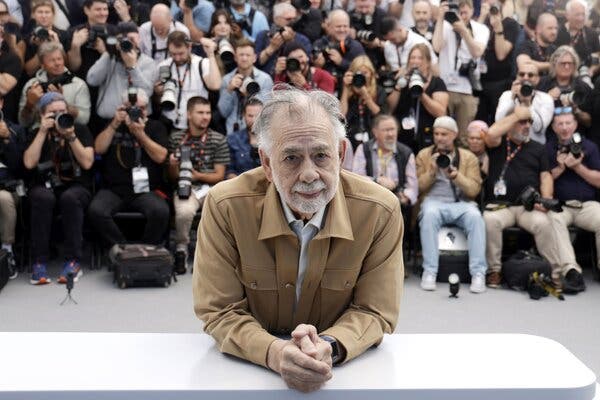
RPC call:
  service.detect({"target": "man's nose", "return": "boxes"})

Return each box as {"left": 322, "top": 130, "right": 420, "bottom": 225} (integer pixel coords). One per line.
{"left": 298, "top": 160, "right": 319, "bottom": 184}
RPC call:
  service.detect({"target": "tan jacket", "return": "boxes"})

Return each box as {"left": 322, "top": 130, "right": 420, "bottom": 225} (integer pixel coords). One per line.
{"left": 416, "top": 146, "right": 482, "bottom": 203}
{"left": 193, "top": 168, "right": 404, "bottom": 368}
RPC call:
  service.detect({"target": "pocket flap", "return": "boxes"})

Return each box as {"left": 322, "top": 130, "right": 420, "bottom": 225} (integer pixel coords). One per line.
{"left": 321, "top": 268, "right": 359, "bottom": 291}
{"left": 239, "top": 266, "right": 278, "bottom": 290}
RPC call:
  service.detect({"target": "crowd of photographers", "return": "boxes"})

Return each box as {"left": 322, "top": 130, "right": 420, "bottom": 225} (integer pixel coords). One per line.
{"left": 1, "top": 0, "right": 600, "bottom": 295}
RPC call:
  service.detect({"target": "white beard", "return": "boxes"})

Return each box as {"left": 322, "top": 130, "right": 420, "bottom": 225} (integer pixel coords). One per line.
{"left": 272, "top": 168, "right": 339, "bottom": 216}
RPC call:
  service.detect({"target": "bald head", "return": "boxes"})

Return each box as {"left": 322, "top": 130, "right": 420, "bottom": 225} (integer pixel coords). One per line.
{"left": 151, "top": 3, "right": 173, "bottom": 37}
{"left": 536, "top": 13, "right": 558, "bottom": 45}
{"left": 327, "top": 9, "right": 350, "bottom": 41}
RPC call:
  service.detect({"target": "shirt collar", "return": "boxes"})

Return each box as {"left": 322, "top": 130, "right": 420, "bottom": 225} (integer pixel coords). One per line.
{"left": 279, "top": 193, "right": 326, "bottom": 231}
{"left": 372, "top": 141, "right": 397, "bottom": 154}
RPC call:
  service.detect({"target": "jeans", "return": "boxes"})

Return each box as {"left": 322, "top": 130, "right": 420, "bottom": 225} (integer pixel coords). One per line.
{"left": 29, "top": 184, "right": 92, "bottom": 263}
{"left": 419, "top": 198, "right": 487, "bottom": 275}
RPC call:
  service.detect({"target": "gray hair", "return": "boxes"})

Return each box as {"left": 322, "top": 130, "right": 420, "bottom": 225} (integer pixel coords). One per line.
{"left": 549, "top": 45, "right": 580, "bottom": 78}
{"left": 255, "top": 86, "right": 347, "bottom": 156}
{"left": 566, "top": 0, "right": 588, "bottom": 16}
{"left": 273, "top": 2, "right": 295, "bottom": 18}
{"left": 38, "top": 41, "right": 66, "bottom": 63}
{"left": 121, "top": 88, "right": 149, "bottom": 105}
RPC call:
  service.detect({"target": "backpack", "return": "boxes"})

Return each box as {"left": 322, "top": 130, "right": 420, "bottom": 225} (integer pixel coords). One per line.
{"left": 502, "top": 250, "right": 552, "bottom": 290}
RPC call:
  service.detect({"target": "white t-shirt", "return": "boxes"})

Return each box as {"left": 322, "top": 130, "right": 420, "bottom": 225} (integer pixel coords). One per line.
{"left": 379, "top": 0, "right": 440, "bottom": 28}
{"left": 139, "top": 21, "right": 191, "bottom": 63}
{"left": 383, "top": 29, "right": 438, "bottom": 71}
{"left": 438, "top": 19, "right": 489, "bottom": 95}
{"left": 52, "top": 0, "right": 70, "bottom": 31}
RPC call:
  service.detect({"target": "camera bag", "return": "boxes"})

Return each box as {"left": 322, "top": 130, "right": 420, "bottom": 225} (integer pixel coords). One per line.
{"left": 0, "top": 249, "right": 8, "bottom": 293}
{"left": 502, "top": 250, "right": 552, "bottom": 290}
{"left": 109, "top": 244, "right": 174, "bottom": 289}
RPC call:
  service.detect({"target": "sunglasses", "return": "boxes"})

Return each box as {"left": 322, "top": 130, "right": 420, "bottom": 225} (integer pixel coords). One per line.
{"left": 518, "top": 118, "right": 534, "bottom": 124}
{"left": 554, "top": 106, "right": 573, "bottom": 115}
{"left": 0, "top": 10, "right": 9, "bottom": 15}
{"left": 518, "top": 72, "right": 537, "bottom": 78}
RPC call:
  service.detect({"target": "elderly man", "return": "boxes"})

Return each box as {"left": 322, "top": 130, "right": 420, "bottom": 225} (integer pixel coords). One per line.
{"left": 555, "top": 0, "right": 600, "bottom": 69}
{"left": 415, "top": 116, "right": 487, "bottom": 293}
{"left": 193, "top": 88, "right": 403, "bottom": 392}
{"left": 138, "top": 3, "right": 190, "bottom": 63}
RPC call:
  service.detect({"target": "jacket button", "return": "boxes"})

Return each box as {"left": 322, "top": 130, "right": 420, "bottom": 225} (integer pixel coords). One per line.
{"left": 250, "top": 281, "right": 258, "bottom": 289}
{"left": 284, "top": 283, "right": 295, "bottom": 289}
{"left": 344, "top": 281, "right": 351, "bottom": 288}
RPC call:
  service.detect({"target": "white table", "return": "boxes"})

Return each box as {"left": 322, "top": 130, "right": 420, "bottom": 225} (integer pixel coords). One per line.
{"left": 0, "top": 332, "right": 596, "bottom": 400}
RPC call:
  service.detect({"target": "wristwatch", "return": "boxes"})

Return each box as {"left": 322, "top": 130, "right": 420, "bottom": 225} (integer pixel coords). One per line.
{"left": 320, "top": 335, "right": 341, "bottom": 365}
{"left": 66, "top": 134, "right": 77, "bottom": 143}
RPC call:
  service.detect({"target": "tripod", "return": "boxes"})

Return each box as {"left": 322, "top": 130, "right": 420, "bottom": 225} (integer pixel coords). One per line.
{"left": 60, "top": 272, "right": 78, "bottom": 305}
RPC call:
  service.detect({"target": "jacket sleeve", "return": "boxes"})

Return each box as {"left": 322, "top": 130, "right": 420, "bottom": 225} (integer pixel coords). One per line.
{"left": 73, "top": 78, "right": 91, "bottom": 125}
{"left": 218, "top": 77, "right": 235, "bottom": 118}
{"left": 192, "top": 192, "right": 279, "bottom": 368}
{"left": 130, "top": 56, "right": 157, "bottom": 98}
{"left": 86, "top": 53, "right": 111, "bottom": 87}
{"left": 416, "top": 148, "right": 436, "bottom": 194}
{"left": 453, "top": 150, "right": 482, "bottom": 200}
{"left": 320, "top": 199, "right": 403, "bottom": 363}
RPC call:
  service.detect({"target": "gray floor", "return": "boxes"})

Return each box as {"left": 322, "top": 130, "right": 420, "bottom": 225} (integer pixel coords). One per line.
{"left": 1, "top": 261, "right": 599, "bottom": 379}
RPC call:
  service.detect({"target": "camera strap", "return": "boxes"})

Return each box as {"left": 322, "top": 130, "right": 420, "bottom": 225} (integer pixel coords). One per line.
{"left": 453, "top": 23, "right": 473, "bottom": 71}
{"left": 150, "top": 21, "right": 175, "bottom": 60}
{"left": 134, "top": 143, "right": 142, "bottom": 167}
{"left": 173, "top": 60, "right": 191, "bottom": 126}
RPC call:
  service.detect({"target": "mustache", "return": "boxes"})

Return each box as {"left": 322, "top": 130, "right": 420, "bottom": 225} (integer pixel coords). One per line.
{"left": 292, "top": 180, "right": 326, "bottom": 194}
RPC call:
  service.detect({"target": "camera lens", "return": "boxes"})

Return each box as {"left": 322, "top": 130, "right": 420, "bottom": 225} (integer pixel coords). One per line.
{"left": 55, "top": 112, "right": 75, "bottom": 130}
{"left": 352, "top": 72, "right": 366, "bottom": 88}
{"left": 436, "top": 153, "right": 451, "bottom": 169}
{"left": 520, "top": 81, "right": 533, "bottom": 97}
{"left": 286, "top": 58, "right": 301, "bottom": 73}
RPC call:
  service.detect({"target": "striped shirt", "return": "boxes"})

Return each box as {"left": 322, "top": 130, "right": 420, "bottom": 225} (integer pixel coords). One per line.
{"left": 171, "top": 129, "right": 230, "bottom": 173}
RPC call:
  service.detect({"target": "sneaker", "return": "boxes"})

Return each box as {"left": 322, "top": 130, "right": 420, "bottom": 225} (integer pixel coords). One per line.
{"left": 486, "top": 271, "right": 502, "bottom": 288}
{"left": 58, "top": 260, "right": 82, "bottom": 284}
{"left": 6, "top": 251, "right": 18, "bottom": 280}
{"left": 562, "top": 269, "right": 585, "bottom": 294}
{"left": 420, "top": 271, "right": 437, "bottom": 291}
{"left": 174, "top": 250, "right": 187, "bottom": 275}
{"left": 470, "top": 273, "right": 486, "bottom": 293}
{"left": 30, "top": 263, "right": 51, "bottom": 285}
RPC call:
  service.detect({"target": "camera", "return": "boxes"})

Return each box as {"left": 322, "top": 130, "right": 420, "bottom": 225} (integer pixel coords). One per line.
{"left": 285, "top": 58, "right": 301, "bottom": 73}
{"left": 33, "top": 26, "right": 50, "bottom": 41}
{"left": 445, "top": 0, "right": 460, "bottom": 23}
{"left": 184, "top": 0, "right": 197, "bottom": 8}
{"left": 40, "top": 72, "right": 73, "bottom": 92}
{"left": 379, "top": 70, "right": 397, "bottom": 94}
{"left": 559, "top": 88, "right": 588, "bottom": 107}
{"left": 158, "top": 65, "right": 171, "bottom": 84}
{"left": 218, "top": 38, "right": 234, "bottom": 63}
{"left": 291, "top": 0, "right": 311, "bottom": 12}
{"left": 408, "top": 68, "right": 425, "bottom": 98}
{"left": 38, "top": 160, "right": 64, "bottom": 189}
{"left": 356, "top": 30, "right": 376, "bottom": 42}
{"left": 352, "top": 72, "right": 366, "bottom": 88}
{"left": 558, "top": 132, "right": 583, "bottom": 158}
{"left": 118, "top": 37, "right": 133, "bottom": 53}
{"left": 52, "top": 112, "right": 75, "bottom": 130}
{"left": 436, "top": 151, "right": 451, "bottom": 169}
{"left": 458, "top": 60, "right": 482, "bottom": 91}
{"left": 518, "top": 186, "right": 562, "bottom": 212}
{"left": 578, "top": 65, "right": 593, "bottom": 88}
{"left": 591, "top": 55, "right": 600, "bottom": 66}
{"left": 126, "top": 87, "right": 143, "bottom": 122}
{"left": 177, "top": 145, "right": 193, "bottom": 199}
{"left": 161, "top": 80, "right": 178, "bottom": 112}
{"left": 241, "top": 76, "right": 260, "bottom": 96}
{"left": 520, "top": 80, "right": 534, "bottom": 97}
{"left": 87, "top": 25, "right": 108, "bottom": 48}
{"left": 268, "top": 25, "right": 285, "bottom": 38}
{"left": 489, "top": 2, "right": 501, "bottom": 15}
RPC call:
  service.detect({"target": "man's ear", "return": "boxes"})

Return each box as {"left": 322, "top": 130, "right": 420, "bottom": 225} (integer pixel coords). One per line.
{"left": 259, "top": 148, "right": 273, "bottom": 182}
{"left": 338, "top": 138, "right": 347, "bottom": 166}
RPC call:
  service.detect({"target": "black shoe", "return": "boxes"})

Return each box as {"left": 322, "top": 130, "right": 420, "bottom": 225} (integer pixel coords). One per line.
{"left": 174, "top": 251, "right": 187, "bottom": 275}
{"left": 562, "top": 269, "right": 585, "bottom": 294}
{"left": 7, "top": 252, "right": 18, "bottom": 280}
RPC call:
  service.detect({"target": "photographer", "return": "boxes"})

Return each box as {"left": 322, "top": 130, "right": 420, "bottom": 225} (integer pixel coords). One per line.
{"left": 22, "top": 92, "right": 94, "bottom": 285}
{"left": 22, "top": 0, "right": 70, "bottom": 77}
{"left": 387, "top": 43, "right": 448, "bottom": 153}
{"left": 545, "top": 108, "right": 600, "bottom": 293}
{"left": 537, "top": 46, "right": 592, "bottom": 128}
{"left": 0, "top": 94, "right": 24, "bottom": 280}
{"left": 495, "top": 62, "right": 554, "bottom": 144}
{"left": 340, "top": 55, "right": 387, "bottom": 150}
{"left": 86, "top": 21, "right": 157, "bottom": 121}
{"left": 516, "top": 13, "right": 558, "bottom": 75}
{"left": 19, "top": 42, "right": 90, "bottom": 128}
{"left": 415, "top": 116, "right": 487, "bottom": 293}
{"left": 466, "top": 120, "right": 489, "bottom": 178}
{"left": 0, "top": 0, "right": 24, "bottom": 65}
{"left": 381, "top": 16, "right": 438, "bottom": 73}
{"left": 432, "top": 0, "right": 489, "bottom": 142}
{"left": 218, "top": 38, "right": 273, "bottom": 134}
{"left": 174, "top": 0, "right": 215, "bottom": 42}
{"left": 312, "top": 10, "right": 365, "bottom": 83}
{"left": 349, "top": 0, "right": 386, "bottom": 70}
{"left": 273, "top": 41, "right": 335, "bottom": 93}
{"left": 228, "top": 0, "right": 269, "bottom": 41}
{"left": 555, "top": 0, "right": 600, "bottom": 70}
{"left": 483, "top": 105, "right": 561, "bottom": 288}
{"left": 0, "top": 16, "right": 22, "bottom": 121}
{"left": 226, "top": 97, "right": 262, "bottom": 179}
{"left": 411, "top": 0, "right": 435, "bottom": 44}
{"left": 168, "top": 97, "right": 229, "bottom": 274}
{"left": 255, "top": 2, "right": 312, "bottom": 76}
{"left": 139, "top": 3, "right": 190, "bottom": 63}
{"left": 290, "top": 0, "right": 324, "bottom": 43}
{"left": 475, "top": 0, "right": 521, "bottom": 125}
{"left": 88, "top": 89, "right": 170, "bottom": 247}
{"left": 155, "top": 31, "right": 221, "bottom": 135}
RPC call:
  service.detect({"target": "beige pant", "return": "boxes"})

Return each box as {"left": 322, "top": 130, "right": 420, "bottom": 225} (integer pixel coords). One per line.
{"left": 549, "top": 201, "right": 600, "bottom": 275}
{"left": 174, "top": 193, "right": 205, "bottom": 252}
{"left": 0, "top": 189, "right": 17, "bottom": 244}
{"left": 448, "top": 92, "right": 479, "bottom": 146}
{"left": 483, "top": 206, "right": 561, "bottom": 277}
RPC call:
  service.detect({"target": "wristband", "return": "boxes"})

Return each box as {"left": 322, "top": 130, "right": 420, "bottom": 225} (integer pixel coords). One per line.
{"left": 495, "top": 31, "right": 504, "bottom": 35}
{"left": 66, "top": 134, "right": 77, "bottom": 143}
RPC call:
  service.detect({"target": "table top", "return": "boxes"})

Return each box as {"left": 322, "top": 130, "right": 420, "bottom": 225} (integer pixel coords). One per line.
{"left": 0, "top": 332, "right": 596, "bottom": 400}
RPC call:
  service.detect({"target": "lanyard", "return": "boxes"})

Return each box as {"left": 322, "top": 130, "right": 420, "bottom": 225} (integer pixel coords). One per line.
{"left": 499, "top": 139, "right": 522, "bottom": 180}
{"left": 377, "top": 147, "right": 393, "bottom": 176}
{"left": 173, "top": 61, "right": 190, "bottom": 125}
{"left": 182, "top": 131, "right": 209, "bottom": 166}
{"left": 570, "top": 29, "right": 583, "bottom": 47}
{"left": 453, "top": 23, "right": 472, "bottom": 71}
{"left": 358, "top": 99, "right": 366, "bottom": 132}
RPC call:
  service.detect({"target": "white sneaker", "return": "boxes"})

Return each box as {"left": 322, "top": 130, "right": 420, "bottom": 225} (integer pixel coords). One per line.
{"left": 470, "top": 273, "right": 486, "bottom": 293}
{"left": 420, "top": 271, "right": 437, "bottom": 291}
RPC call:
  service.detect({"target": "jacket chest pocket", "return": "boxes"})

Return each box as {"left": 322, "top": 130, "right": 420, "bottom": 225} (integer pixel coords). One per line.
{"left": 239, "top": 266, "right": 278, "bottom": 330}
{"left": 319, "top": 268, "right": 360, "bottom": 327}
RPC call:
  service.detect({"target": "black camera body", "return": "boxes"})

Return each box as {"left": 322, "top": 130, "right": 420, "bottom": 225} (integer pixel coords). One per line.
{"left": 87, "top": 25, "right": 109, "bottom": 48}
{"left": 559, "top": 87, "right": 588, "bottom": 107}
{"left": 436, "top": 152, "right": 451, "bottom": 169}
{"left": 184, "top": 0, "right": 197, "bottom": 8}
{"left": 291, "top": 0, "right": 310, "bottom": 11}
{"left": 52, "top": 112, "right": 75, "bottom": 130}
{"left": 356, "top": 30, "right": 376, "bottom": 42}
{"left": 445, "top": 0, "right": 460, "bottom": 23}
{"left": 285, "top": 58, "right": 301, "bottom": 73}
{"left": 127, "top": 106, "right": 143, "bottom": 123}
{"left": 268, "top": 25, "right": 285, "bottom": 38}
{"left": 558, "top": 132, "right": 583, "bottom": 158}
{"left": 352, "top": 72, "right": 366, "bottom": 88}
{"left": 40, "top": 72, "right": 74, "bottom": 92}
{"left": 119, "top": 37, "right": 134, "bottom": 52}
{"left": 158, "top": 65, "right": 171, "bottom": 84}
{"left": 33, "top": 26, "right": 50, "bottom": 41}
{"left": 518, "top": 185, "right": 562, "bottom": 212}
{"left": 520, "top": 80, "right": 534, "bottom": 97}
{"left": 458, "top": 60, "right": 482, "bottom": 91}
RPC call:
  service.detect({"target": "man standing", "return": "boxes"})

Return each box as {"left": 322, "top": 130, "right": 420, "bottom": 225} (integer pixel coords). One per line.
{"left": 415, "top": 116, "right": 487, "bottom": 292}
{"left": 169, "top": 97, "right": 229, "bottom": 275}
{"left": 226, "top": 97, "right": 263, "bottom": 179}
{"left": 516, "top": 13, "right": 559, "bottom": 75}
{"left": 138, "top": 3, "right": 190, "bottom": 63}
{"left": 193, "top": 88, "right": 403, "bottom": 392}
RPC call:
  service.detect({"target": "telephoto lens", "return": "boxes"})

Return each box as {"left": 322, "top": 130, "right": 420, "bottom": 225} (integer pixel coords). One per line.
{"left": 285, "top": 58, "right": 301, "bottom": 73}
{"left": 436, "top": 153, "right": 451, "bottom": 169}
{"left": 352, "top": 72, "right": 366, "bottom": 88}
{"left": 54, "top": 112, "right": 75, "bottom": 130}
{"left": 520, "top": 81, "right": 534, "bottom": 97}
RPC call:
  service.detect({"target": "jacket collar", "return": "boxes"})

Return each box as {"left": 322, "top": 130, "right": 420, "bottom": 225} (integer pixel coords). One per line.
{"left": 258, "top": 178, "right": 354, "bottom": 241}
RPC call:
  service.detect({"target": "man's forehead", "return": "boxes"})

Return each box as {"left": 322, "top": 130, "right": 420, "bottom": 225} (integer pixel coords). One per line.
{"left": 280, "top": 140, "right": 334, "bottom": 154}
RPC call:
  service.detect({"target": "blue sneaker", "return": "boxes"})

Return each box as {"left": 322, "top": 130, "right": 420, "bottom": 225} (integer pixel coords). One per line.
{"left": 30, "top": 263, "right": 51, "bottom": 285}
{"left": 58, "top": 260, "right": 82, "bottom": 284}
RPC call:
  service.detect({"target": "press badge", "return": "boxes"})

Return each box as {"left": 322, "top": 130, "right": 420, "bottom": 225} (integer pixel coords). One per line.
{"left": 493, "top": 178, "right": 507, "bottom": 197}
{"left": 354, "top": 132, "right": 369, "bottom": 143}
{"left": 132, "top": 166, "right": 150, "bottom": 194}
{"left": 402, "top": 115, "right": 416, "bottom": 131}
{"left": 447, "top": 72, "right": 459, "bottom": 85}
